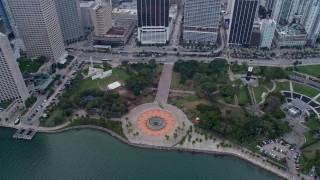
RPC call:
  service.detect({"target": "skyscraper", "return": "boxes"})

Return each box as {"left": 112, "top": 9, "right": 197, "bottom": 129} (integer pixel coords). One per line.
{"left": 300, "top": 0, "right": 320, "bottom": 44}
{"left": 8, "top": 0, "right": 65, "bottom": 62}
{"left": 137, "top": 0, "right": 170, "bottom": 44}
{"left": 227, "top": 0, "right": 259, "bottom": 46}
{"left": 0, "top": 33, "right": 29, "bottom": 104}
{"left": 183, "top": 0, "right": 221, "bottom": 44}
{"left": 271, "top": 0, "right": 299, "bottom": 24}
{"left": 54, "top": 0, "right": 84, "bottom": 44}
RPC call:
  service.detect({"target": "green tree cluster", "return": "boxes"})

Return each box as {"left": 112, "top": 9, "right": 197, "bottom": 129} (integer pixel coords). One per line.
{"left": 126, "top": 60, "right": 157, "bottom": 95}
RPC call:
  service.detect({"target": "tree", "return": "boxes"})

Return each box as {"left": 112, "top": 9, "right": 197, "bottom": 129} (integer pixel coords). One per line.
{"left": 220, "top": 85, "right": 235, "bottom": 98}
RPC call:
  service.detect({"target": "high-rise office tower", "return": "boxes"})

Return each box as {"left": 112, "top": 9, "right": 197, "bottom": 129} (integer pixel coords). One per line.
{"left": 183, "top": 0, "right": 221, "bottom": 44}
{"left": 271, "top": 0, "right": 299, "bottom": 24}
{"left": 300, "top": 0, "right": 320, "bottom": 44}
{"left": 137, "top": 0, "right": 170, "bottom": 44}
{"left": 8, "top": 0, "right": 65, "bottom": 62}
{"left": 259, "top": 19, "right": 276, "bottom": 48}
{"left": 90, "top": 2, "right": 113, "bottom": 37}
{"left": 227, "top": 0, "right": 259, "bottom": 46}
{"left": 0, "top": 33, "right": 29, "bottom": 104}
{"left": 54, "top": 0, "right": 84, "bottom": 44}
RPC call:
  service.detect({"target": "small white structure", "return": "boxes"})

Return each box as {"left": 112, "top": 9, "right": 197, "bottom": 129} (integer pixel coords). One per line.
{"left": 92, "top": 70, "right": 112, "bottom": 80}
{"left": 107, "top": 81, "right": 121, "bottom": 91}
{"left": 288, "top": 107, "right": 300, "bottom": 117}
{"left": 88, "top": 67, "right": 103, "bottom": 76}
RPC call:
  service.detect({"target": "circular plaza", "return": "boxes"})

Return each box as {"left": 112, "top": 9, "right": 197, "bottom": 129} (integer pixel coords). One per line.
{"left": 123, "top": 102, "right": 192, "bottom": 147}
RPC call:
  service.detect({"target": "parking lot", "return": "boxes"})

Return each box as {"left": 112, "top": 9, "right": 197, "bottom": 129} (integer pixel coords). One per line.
{"left": 258, "top": 139, "right": 291, "bottom": 160}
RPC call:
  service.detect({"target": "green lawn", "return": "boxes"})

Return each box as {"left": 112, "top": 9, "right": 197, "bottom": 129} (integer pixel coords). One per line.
{"left": 303, "top": 118, "right": 320, "bottom": 130}
{"left": 303, "top": 140, "right": 320, "bottom": 159}
{"left": 75, "top": 68, "right": 130, "bottom": 95}
{"left": 253, "top": 86, "right": 267, "bottom": 104}
{"left": 292, "top": 83, "right": 319, "bottom": 98}
{"left": 303, "top": 131, "right": 317, "bottom": 145}
{"left": 261, "top": 82, "right": 274, "bottom": 91}
{"left": 238, "top": 86, "right": 251, "bottom": 105}
{"left": 274, "top": 81, "right": 291, "bottom": 92}
{"left": 19, "top": 60, "right": 43, "bottom": 73}
{"left": 296, "top": 65, "right": 320, "bottom": 77}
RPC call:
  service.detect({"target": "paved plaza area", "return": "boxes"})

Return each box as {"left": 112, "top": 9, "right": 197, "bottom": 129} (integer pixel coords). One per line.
{"left": 122, "top": 63, "right": 192, "bottom": 147}
{"left": 123, "top": 102, "right": 192, "bottom": 147}
{"left": 136, "top": 109, "right": 175, "bottom": 136}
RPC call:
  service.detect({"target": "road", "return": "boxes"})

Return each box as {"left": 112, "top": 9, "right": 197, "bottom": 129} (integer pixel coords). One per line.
{"left": 74, "top": 49, "right": 320, "bottom": 67}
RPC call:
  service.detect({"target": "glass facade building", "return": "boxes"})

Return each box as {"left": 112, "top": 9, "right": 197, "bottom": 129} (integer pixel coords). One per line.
{"left": 228, "top": 0, "right": 258, "bottom": 46}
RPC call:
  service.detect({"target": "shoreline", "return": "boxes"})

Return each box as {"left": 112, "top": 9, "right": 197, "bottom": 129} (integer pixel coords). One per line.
{"left": 38, "top": 125, "right": 292, "bottom": 180}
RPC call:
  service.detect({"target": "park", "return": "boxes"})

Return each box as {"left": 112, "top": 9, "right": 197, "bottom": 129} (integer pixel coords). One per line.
{"left": 39, "top": 58, "right": 320, "bottom": 178}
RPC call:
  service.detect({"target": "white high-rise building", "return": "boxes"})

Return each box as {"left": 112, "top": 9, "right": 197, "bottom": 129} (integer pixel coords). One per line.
{"left": 300, "top": 0, "right": 320, "bottom": 44}
{"left": 271, "top": 0, "right": 299, "bottom": 24}
{"left": 54, "top": 0, "right": 84, "bottom": 44}
{"left": 183, "top": 0, "right": 221, "bottom": 44}
{"left": 0, "top": 33, "right": 29, "bottom": 121}
{"left": 8, "top": 0, "right": 65, "bottom": 62}
{"left": 259, "top": 19, "right": 276, "bottom": 48}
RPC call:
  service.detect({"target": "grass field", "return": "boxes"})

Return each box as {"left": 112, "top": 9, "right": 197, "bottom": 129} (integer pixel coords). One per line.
{"left": 296, "top": 65, "right": 320, "bottom": 77}
{"left": 292, "top": 83, "right": 319, "bottom": 98}
{"left": 274, "top": 81, "right": 291, "bottom": 92}
{"left": 303, "top": 118, "right": 320, "bottom": 130}
{"left": 303, "top": 141, "right": 320, "bottom": 159}
{"left": 238, "top": 86, "right": 251, "bottom": 105}
{"left": 262, "top": 82, "right": 274, "bottom": 91}
{"left": 19, "top": 60, "right": 43, "bottom": 73}
{"left": 74, "top": 68, "right": 130, "bottom": 96}
{"left": 253, "top": 86, "right": 267, "bottom": 104}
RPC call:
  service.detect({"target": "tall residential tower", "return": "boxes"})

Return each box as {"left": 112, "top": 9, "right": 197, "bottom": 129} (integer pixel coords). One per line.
{"left": 300, "top": 0, "right": 320, "bottom": 44}
{"left": 183, "top": 0, "right": 221, "bottom": 44}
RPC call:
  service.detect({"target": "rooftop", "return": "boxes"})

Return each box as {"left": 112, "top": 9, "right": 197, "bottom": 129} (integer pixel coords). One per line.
{"left": 277, "top": 24, "right": 306, "bottom": 36}
{"left": 106, "top": 27, "right": 127, "bottom": 36}
{"left": 108, "top": 81, "right": 121, "bottom": 90}
{"left": 80, "top": 1, "right": 95, "bottom": 8}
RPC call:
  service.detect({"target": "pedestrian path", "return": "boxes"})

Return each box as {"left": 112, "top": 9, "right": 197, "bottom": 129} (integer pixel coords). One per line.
{"left": 154, "top": 64, "right": 174, "bottom": 105}
{"left": 290, "top": 81, "right": 293, "bottom": 92}
{"left": 313, "top": 93, "right": 320, "bottom": 100}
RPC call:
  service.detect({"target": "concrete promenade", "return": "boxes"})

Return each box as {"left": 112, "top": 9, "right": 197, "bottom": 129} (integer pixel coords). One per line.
{"left": 154, "top": 63, "right": 174, "bottom": 105}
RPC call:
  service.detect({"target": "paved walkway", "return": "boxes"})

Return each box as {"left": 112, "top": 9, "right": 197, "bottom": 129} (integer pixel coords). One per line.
{"left": 155, "top": 63, "right": 174, "bottom": 105}
{"left": 290, "top": 81, "right": 293, "bottom": 92}
{"left": 313, "top": 93, "right": 320, "bottom": 100}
